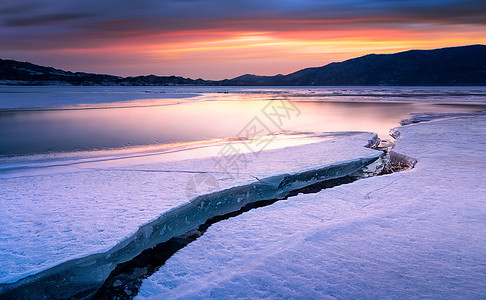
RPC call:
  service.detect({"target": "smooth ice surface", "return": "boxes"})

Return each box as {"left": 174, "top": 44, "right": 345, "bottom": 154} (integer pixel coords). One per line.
{"left": 137, "top": 116, "right": 486, "bottom": 299}
{"left": 0, "top": 132, "right": 379, "bottom": 284}
{"left": 2, "top": 86, "right": 486, "bottom": 157}
{"left": 2, "top": 86, "right": 486, "bottom": 109}
{"left": 0, "top": 86, "right": 200, "bottom": 109}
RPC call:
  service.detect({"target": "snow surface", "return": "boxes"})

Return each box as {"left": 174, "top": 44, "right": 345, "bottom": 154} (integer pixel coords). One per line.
{"left": 136, "top": 115, "right": 486, "bottom": 299}
{"left": 0, "top": 132, "right": 379, "bottom": 284}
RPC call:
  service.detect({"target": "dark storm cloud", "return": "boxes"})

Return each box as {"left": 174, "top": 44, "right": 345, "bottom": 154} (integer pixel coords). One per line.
{"left": 0, "top": 0, "right": 485, "bottom": 50}
{"left": 3, "top": 0, "right": 486, "bottom": 28}
{"left": 3, "top": 13, "right": 91, "bottom": 27}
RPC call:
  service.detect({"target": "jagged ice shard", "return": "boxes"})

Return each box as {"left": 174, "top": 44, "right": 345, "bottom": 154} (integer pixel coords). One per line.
{"left": 0, "top": 132, "right": 387, "bottom": 298}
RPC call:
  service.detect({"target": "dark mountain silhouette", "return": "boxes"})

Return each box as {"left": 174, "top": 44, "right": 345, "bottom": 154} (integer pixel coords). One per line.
{"left": 0, "top": 60, "right": 207, "bottom": 86}
{"left": 1, "top": 45, "right": 485, "bottom": 86}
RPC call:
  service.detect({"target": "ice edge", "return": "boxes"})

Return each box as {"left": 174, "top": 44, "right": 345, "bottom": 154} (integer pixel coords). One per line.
{"left": 0, "top": 152, "right": 386, "bottom": 298}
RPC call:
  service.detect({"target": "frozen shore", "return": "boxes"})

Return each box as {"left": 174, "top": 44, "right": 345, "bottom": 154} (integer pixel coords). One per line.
{"left": 136, "top": 115, "right": 486, "bottom": 299}
{"left": 0, "top": 131, "right": 385, "bottom": 298}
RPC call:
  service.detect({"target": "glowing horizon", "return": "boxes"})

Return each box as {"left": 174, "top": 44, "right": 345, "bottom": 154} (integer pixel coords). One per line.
{"left": 0, "top": 0, "right": 485, "bottom": 80}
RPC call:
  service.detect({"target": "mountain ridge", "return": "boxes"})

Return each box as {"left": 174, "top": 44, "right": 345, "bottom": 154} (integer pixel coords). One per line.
{"left": 1, "top": 44, "right": 485, "bottom": 86}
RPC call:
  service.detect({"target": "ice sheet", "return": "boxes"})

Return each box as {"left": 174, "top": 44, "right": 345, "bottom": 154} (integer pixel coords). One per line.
{"left": 0, "top": 132, "right": 379, "bottom": 285}
{"left": 137, "top": 116, "right": 486, "bottom": 299}
{"left": 2, "top": 86, "right": 486, "bottom": 109}
{"left": 0, "top": 86, "right": 200, "bottom": 109}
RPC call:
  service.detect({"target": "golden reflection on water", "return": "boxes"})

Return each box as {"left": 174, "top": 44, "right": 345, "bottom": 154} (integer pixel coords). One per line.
{"left": 0, "top": 97, "right": 484, "bottom": 157}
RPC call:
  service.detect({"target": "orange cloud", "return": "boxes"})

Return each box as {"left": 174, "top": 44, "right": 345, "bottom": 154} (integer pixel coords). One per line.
{"left": 110, "top": 23, "right": 482, "bottom": 79}
{"left": 3, "top": 20, "right": 484, "bottom": 79}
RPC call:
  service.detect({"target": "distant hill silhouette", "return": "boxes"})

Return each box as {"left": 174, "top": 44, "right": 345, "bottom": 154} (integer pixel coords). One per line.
{"left": 1, "top": 45, "right": 485, "bottom": 86}
{"left": 0, "top": 60, "right": 206, "bottom": 86}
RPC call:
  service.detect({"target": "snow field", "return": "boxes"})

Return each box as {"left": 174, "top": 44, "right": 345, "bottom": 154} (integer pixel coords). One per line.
{"left": 0, "top": 132, "right": 378, "bottom": 285}
{"left": 137, "top": 116, "right": 486, "bottom": 299}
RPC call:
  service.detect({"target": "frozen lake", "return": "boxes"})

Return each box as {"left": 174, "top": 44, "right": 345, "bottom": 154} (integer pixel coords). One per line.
{"left": 0, "top": 85, "right": 485, "bottom": 298}
{"left": 1, "top": 86, "right": 486, "bottom": 157}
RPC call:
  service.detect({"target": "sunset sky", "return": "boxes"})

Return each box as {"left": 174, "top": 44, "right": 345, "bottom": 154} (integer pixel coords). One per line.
{"left": 1, "top": 0, "right": 485, "bottom": 79}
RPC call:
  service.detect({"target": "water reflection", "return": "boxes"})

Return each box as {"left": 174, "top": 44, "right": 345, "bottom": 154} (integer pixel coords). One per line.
{"left": 1, "top": 94, "right": 485, "bottom": 157}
